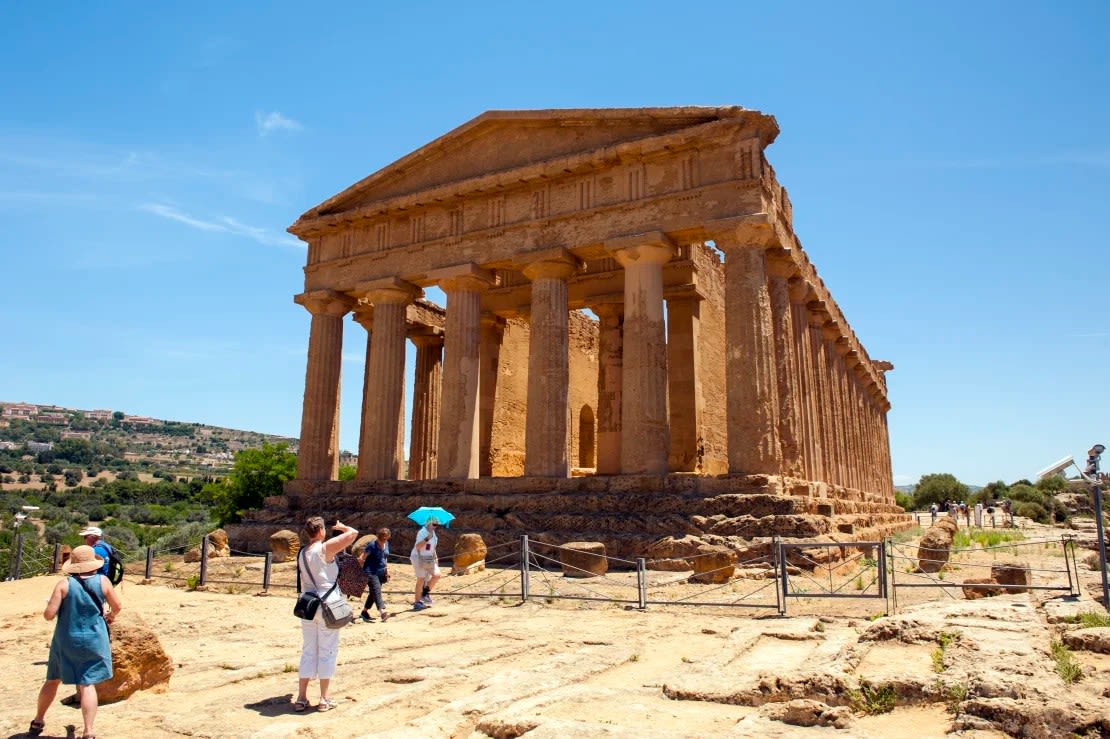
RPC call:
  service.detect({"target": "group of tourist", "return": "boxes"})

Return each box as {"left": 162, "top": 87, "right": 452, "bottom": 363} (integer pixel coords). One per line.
{"left": 928, "top": 498, "right": 1014, "bottom": 528}
{"left": 26, "top": 516, "right": 445, "bottom": 727}
{"left": 294, "top": 515, "right": 442, "bottom": 712}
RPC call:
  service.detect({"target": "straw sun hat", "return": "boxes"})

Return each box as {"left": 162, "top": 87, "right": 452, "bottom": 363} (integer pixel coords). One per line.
{"left": 62, "top": 545, "right": 104, "bottom": 574}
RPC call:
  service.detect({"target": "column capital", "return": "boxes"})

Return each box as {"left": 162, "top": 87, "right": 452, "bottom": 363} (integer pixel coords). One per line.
{"left": 428, "top": 263, "right": 494, "bottom": 293}
{"left": 873, "top": 360, "right": 895, "bottom": 374}
{"left": 604, "top": 231, "right": 675, "bottom": 267}
{"left": 295, "top": 289, "right": 353, "bottom": 317}
{"left": 410, "top": 331, "right": 444, "bottom": 348}
{"left": 351, "top": 277, "right": 421, "bottom": 305}
{"left": 765, "top": 247, "right": 798, "bottom": 279}
{"left": 662, "top": 282, "right": 705, "bottom": 302}
{"left": 701, "top": 215, "right": 779, "bottom": 250}
{"left": 806, "top": 300, "right": 831, "bottom": 327}
{"left": 834, "top": 335, "right": 852, "bottom": 356}
{"left": 351, "top": 303, "right": 374, "bottom": 330}
{"left": 787, "top": 276, "right": 810, "bottom": 303}
{"left": 480, "top": 313, "right": 507, "bottom": 333}
{"left": 522, "top": 250, "right": 578, "bottom": 282}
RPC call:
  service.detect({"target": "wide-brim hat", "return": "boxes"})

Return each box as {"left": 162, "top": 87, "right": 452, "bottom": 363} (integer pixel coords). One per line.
{"left": 62, "top": 545, "right": 104, "bottom": 574}
{"left": 78, "top": 526, "right": 102, "bottom": 538}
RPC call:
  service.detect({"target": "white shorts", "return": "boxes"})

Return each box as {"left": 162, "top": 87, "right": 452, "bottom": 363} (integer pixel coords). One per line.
{"left": 411, "top": 553, "right": 440, "bottom": 580}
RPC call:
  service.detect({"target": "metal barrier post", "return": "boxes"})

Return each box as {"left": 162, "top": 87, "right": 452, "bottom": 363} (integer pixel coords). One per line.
{"left": 636, "top": 557, "right": 647, "bottom": 610}
{"left": 262, "top": 552, "right": 273, "bottom": 592}
{"left": 1062, "top": 535, "right": 1075, "bottom": 597}
{"left": 51, "top": 543, "right": 62, "bottom": 574}
{"left": 519, "top": 535, "right": 530, "bottom": 602}
{"left": 199, "top": 535, "right": 209, "bottom": 586}
{"left": 13, "top": 534, "right": 24, "bottom": 580}
{"left": 878, "top": 541, "right": 888, "bottom": 601}
{"left": 777, "top": 539, "right": 788, "bottom": 616}
{"left": 144, "top": 547, "right": 154, "bottom": 580}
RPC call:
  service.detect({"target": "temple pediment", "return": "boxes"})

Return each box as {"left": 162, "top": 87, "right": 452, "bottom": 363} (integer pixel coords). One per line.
{"left": 300, "top": 107, "right": 777, "bottom": 221}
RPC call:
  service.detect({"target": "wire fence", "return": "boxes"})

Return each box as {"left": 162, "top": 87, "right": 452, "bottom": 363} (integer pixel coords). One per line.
{"left": 2, "top": 529, "right": 1093, "bottom": 617}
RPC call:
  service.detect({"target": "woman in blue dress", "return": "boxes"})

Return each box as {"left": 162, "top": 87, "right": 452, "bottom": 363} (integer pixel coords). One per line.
{"left": 28, "top": 544, "right": 122, "bottom": 739}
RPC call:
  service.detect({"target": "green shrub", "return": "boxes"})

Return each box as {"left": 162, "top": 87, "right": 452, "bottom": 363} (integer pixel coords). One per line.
{"left": 1014, "top": 501, "right": 1049, "bottom": 523}
{"left": 152, "top": 521, "right": 210, "bottom": 552}
{"left": 1051, "top": 640, "right": 1083, "bottom": 684}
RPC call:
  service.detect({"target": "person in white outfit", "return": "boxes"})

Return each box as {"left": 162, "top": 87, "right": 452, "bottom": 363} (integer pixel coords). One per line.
{"left": 410, "top": 517, "right": 441, "bottom": 611}
{"left": 294, "top": 516, "right": 358, "bottom": 713}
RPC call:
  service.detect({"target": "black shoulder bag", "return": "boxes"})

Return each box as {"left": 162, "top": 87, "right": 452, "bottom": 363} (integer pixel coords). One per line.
{"left": 293, "top": 547, "right": 322, "bottom": 620}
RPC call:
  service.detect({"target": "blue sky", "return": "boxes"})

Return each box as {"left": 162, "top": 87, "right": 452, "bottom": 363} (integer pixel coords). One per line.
{"left": 1, "top": 2, "right": 1108, "bottom": 486}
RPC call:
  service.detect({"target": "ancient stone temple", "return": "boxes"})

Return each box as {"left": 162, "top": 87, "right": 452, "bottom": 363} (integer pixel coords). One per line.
{"left": 230, "top": 107, "right": 907, "bottom": 556}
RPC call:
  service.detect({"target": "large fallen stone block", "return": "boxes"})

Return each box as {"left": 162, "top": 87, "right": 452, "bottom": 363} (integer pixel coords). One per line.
{"left": 453, "top": 533, "right": 487, "bottom": 575}
{"left": 559, "top": 542, "right": 607, "bottom": 578}
{"left": 962, "top": 577, "right": 1004, "bottom": 599}
{"left": 97, "top": 611, "right": 173, "bottom": 704}
{"left": 207, "top": 528, "right": 230, "bottom": 558}
{"left": 917, "top": 524, "right": 954, "bottom": 573}
{"left": 643, "top": 534, "right": 707, "bottom": 571}
{"left": 690, "top": 544, "right": 736, "bottom": 584}
{"left": 763, "top": 699, "right": 852, "bottom": 729}
{"left": 269, "top": 529, "right": 300, "bottom": 563}
{"left": 991, "top": 561, "right": 1031, "bottom": 593}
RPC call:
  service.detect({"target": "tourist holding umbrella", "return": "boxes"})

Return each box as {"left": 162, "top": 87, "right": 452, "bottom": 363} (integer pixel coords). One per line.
{"left": 408, "top": 507, "right": 453, "bottom": 611}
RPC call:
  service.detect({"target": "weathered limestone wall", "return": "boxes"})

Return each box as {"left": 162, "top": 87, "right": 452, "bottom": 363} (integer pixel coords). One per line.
{"left": 489, "top": 311, "right": 599, "bottom": 476}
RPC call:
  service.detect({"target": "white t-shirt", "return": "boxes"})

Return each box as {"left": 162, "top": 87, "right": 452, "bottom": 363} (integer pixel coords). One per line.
{"left": 300, "top": 541, "right": 337, "bottom": 595}
{"left": 411, "top": 527, "right": 438, "bottom": 561}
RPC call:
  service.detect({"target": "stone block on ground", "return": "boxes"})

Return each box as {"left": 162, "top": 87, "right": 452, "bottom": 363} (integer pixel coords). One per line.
{"left": 453, "top": 533, "right": 487, "bottom": 575}
{"left": 183, "top": 547, "right": 200, "bottom": 563}
{"left": 934, "top": 517, "right": 959, "bottom": 536}
{"left": 962, "top": 577, "right": 1004, "bottom": 599}
{"left": 207, "top": 528, "right": 230, "bottom": 558}
{"left": 1083, "top": 552, "right": 1101, "bottom": 571}
{"left": 269, "top": 529, "right": 300, "bottom": 563}
{"left": 763, "top": 699, "right": 852, "bottom": 729}
{"left": 559, "top": 542, "right": 607, "bottom": 578}
{"left": 690, "top": 544, "right": 737, "bottom": 584}
{"left": 97, "top": 611, "right": 173, "bottom": 704}
{"left": 991, "top": 561, "right": 1031, "bottom": 593}
{"left": 917, "top": 524, "right": 954, "bottom": 573}
{"left": 643, "top": 534, "right": 707, "bottom": 571}
{"left": 1062, "top": 627, "right": 1110, "bottom": 654}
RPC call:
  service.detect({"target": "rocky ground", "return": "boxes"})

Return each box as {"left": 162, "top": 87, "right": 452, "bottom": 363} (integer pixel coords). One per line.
{"left": 1, "top": 523, "right": 1108, "bottom": 738}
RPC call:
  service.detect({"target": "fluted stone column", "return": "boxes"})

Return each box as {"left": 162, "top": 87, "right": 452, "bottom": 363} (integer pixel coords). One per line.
{"left": 478, "top": 316, "right": 505, "bottom": 477}
{"left": 295, "top": 290, "right": 351, "bottom": 481}
{"left": 357, "top": 281, "right": 418, "bottom": 481}
{"left": 409, "top": 333, "right": 443, "bottom": 480}
{"left": 666, "top": 290, "right": 703, "bottom": 472}
{"left": 351, "top": 303, "right": 375, "bottom": 476}
{"left": 720, "top": 240, "right": 781, "bottom": 475}
{"left": 807, "top": 306, "right": 837, "bottom": 486}
{"left": 768, "top": 255, "right": 803, "bottom": 478}
{"left": 436, "top": 268, "right": 492, "bottom": 479}
{"left": 606, "top": 234, "right": 674, "bottom": 475}
{"left": 790, "top": 278, "right": 823, "bottom": 482}
{"left": 592, "top": 302, "right": 623, "bottom": 475}
{"left": 523, "top": 256, "right": 576, "bottom": 477}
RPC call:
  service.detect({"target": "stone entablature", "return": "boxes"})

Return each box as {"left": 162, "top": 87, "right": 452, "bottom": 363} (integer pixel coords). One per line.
{"left": 286, "top": 106, "right": 896, "bottom": 504}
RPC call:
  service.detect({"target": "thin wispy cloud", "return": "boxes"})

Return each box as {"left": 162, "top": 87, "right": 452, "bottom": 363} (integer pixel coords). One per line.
{"left": 887, "top": 150, "right": 1110, "bottom": 170}
{"left": 140, "top": 202, "right": 304, "bottom": 249}
{"left": 255, "top": 111, "right": 302, "bottom": 136}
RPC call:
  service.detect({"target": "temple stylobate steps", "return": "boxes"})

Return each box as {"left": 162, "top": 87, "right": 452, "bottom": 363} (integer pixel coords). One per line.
{"left": 227, "top": 474, "right": 912, "bottom": 564}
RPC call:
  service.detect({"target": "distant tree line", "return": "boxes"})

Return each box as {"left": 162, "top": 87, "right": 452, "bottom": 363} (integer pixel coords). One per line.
{"left": 900, "top": 472, "right": 1070, "bottom": 524}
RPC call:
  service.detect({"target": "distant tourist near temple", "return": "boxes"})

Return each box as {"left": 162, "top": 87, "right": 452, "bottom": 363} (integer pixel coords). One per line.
{"left": 230, "top": 107, "right": 908, "bottom": 554}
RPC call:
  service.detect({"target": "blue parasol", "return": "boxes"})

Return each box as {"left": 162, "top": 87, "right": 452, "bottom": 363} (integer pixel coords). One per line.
{"left": 407, "top": 506, "right": 455, "bottom": 528}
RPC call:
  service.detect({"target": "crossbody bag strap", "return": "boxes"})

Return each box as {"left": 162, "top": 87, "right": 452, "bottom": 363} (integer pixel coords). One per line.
{"left": 74, "top": 575, "right": 105, "bottom": 618}
{"left": 298, "top": 546, "right": 320, "bottom": 594}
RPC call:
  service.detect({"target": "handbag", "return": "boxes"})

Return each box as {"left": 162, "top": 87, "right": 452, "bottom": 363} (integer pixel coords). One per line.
{"left": 293, "top": 547, "right": 322, "bottom": 620}
{"left": 320, "top": 586, "right": 354, "bottom": 628}
{"left": 297, "top": 545, "right": 353, "bottom": 629}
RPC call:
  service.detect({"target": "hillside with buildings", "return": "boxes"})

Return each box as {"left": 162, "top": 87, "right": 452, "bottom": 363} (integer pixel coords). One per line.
{"left": 0, "top": 400, "right": 301, "bottom": 491}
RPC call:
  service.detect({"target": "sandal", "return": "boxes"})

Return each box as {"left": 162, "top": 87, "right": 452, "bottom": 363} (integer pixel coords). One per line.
{"left": 28, "top": 719, "right": 45, "bottom": 736}
{"left": 318, "top": 697, "right": 338, "bottom": 712}
{"left": 293, "top": 698, "right": 309, "bottom": 712}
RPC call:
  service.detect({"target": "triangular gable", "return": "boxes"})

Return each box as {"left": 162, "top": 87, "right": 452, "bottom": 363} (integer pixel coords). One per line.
{"left": 304, "top": 107, "right": 771, "bottom": 219}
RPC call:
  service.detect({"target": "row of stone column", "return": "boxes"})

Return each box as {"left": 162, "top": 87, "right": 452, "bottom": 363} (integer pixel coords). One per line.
{"left": 295, "top": 233, "right": 893, "bottom": 492}
{"left": 719, "top": 237, "right": 893, "bottom": 495}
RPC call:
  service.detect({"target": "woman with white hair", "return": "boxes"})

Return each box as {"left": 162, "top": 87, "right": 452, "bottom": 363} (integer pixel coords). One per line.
{"left": 28, "top": 544, "right": 122, "bottom": 739}
{"left": 410, "top": 517, "right": 441, "bottom": 611}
